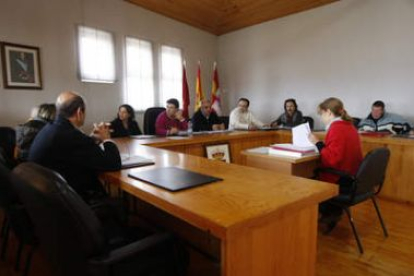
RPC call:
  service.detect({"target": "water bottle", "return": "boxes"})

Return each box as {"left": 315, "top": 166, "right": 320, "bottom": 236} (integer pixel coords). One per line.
{"left": 187, "top": 121, "right": 193, "bottom": 135}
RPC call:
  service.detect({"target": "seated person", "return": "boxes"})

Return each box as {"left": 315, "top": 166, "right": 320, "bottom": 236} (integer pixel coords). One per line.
{"left": 110, "top": 104, "right": 142, "bottom": 138}
{"left": 155, "top": 98, "right": 188, "bottom": 136}
{"left": 191, "top": 99, "right": 225, "bottom": 132}
{"left": 308, "top": 97, "right": 363, "bottom": 231}
{"left": 270, "top": 98, "right": 303, "bottom": 128}
{"left": 28, "top": 91, "right": 121, "bottom": 204}
{"left": 16, "top": 103, "right": 56, "bottom": 161}
{"left": 229, "top": 98, "right": 267, "bottom": 130}
{"left": 29, "top": 105, "right": 39, "bottom": 120}
{"left": 359, "top": 100, "right": 412, "bottom": 134}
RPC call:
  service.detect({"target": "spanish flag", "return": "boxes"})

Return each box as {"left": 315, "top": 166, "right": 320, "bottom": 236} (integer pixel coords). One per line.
{"left": 194, "top": 62, "right": 204, "bottom": 111}
{"left": 211, "top": 62, "right": 222, "bottom": 116}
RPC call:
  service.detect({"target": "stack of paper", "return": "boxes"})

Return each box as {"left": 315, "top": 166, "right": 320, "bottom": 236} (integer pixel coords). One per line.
{"left": 269, "top": 143, "right": 317, "bottom": 157}
{"left": 269, "top": 123, "right": 318, "bottom": 157}
{"left": 292, "top": 122, "right": 314, "bottom": 147}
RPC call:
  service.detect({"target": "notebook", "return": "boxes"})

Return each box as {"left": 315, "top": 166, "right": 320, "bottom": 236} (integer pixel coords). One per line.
{"left": 121, "top": 155, "right": 155, "bottom": 169}
{"left": 128, "top": 167, "right": 222, "bottom": 192}
{"left": 259, "top": 126, "right": 279, "bottom": 131}
{"left": 392, "top": 134, "right": 414, "bottom": 139}
{"left": 130, "top": 135, "right": 157, "bottom": 140}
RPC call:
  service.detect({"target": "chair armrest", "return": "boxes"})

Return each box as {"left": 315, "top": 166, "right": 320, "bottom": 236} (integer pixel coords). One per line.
{"left": 314, "top": 167, "right": 355, "bottom": 181}
{"left": 89, "top": 232, "right": 172, "bottom": 266}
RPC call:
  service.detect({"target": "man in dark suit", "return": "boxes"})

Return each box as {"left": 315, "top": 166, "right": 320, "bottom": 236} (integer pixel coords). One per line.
{"left": 192, "top": 99, "right": 225, "bottom": 132}
{"left": 28, "top": 91, "right": 121, "bottom": 203}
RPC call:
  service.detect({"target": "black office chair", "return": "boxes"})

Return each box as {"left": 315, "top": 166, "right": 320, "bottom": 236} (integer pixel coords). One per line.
{"left": 219, "top": 116, "right": 229, "bottom": 129}
{"left": 316, "top": 148, "right": 390, "bottom": 254}
{"left": 143, "top": 107, "right": 166, "bottom": 135}
{"left": 0, "top": 127, "right": 16, "bottom": 167}
{"left": 12, "top": 162, "right": 187, "bottom": 276}
{"left": 302, "top": 116, "right": 314, "bottom": 130}
{"left": 0, "top": 160, "right": 15, "bottom": 260}
{"left": 0, "top": 159, "right": 37, "bottom": 276}
{"left": 352, "top": 117, "right": 361, "bottom": 129}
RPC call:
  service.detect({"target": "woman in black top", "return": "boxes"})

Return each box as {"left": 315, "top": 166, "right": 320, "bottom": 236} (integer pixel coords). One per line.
{"left": 16, "top": 103, "right": 56, "bottom": 161}
{"left": 110, "top": 104, "right": 142, "bottom": 138}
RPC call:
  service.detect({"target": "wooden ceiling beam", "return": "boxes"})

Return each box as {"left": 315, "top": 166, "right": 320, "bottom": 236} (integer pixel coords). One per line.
{"left": 126, "top": 0, "right": 339, "bottom": 35}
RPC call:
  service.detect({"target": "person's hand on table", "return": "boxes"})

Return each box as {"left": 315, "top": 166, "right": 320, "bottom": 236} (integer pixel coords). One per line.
{"left": 248, "top": 124, "right": 258, "bottom": 130}
{"left": 308, "top": 133, "right": 319, "bottom": 144}
{"left": 168, "top": 127, "right": 179, "bottom": 135}
{"left": 92, "top": 122, "right": 111, "bottom": 143}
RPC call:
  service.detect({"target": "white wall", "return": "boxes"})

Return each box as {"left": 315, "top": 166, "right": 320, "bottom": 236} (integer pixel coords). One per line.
{"left": 0, "top": 0, "right": 217, "bottom": 130}
{"left": 3, "top": 0, "right": 414, "bottom": 131}
{"left": 218, "top": 0, "right": 414, "bottom": 129}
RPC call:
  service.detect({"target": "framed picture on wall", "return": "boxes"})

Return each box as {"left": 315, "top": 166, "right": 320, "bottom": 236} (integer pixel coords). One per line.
{"left": 0, "top": 42, "right": 42, "bottom": 89}
{"left": 205, "top": 143, "right": 231, "bottom": 163}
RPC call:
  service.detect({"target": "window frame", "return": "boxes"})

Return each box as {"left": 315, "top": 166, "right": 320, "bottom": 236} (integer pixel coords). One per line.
{"left": 76, "top": 25, "right": 116, "bottom": 84}
{"left": 123, "top": 35, "right": 156, "bottom": 111}
{"left": 158, "top": 44, "right": 183, "bottom": 107}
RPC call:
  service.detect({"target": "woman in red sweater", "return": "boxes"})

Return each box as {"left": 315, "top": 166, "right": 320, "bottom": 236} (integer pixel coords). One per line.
{"left": 309, "top": 97, "right": 363, "bottom": 230}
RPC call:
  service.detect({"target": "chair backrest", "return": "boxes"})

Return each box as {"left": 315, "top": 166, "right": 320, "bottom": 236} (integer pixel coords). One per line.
{"left": 0, "top": 161, "right": 18, "bottom": 208}
{"left": 220, "top": 116, "right": 229, "bottom": 129}
{"left": 0, "top": 148, "right": 9, "bottom": 169}
{"left": 354, "top": 148, "right": 390, "bottom": 196}
{"left": 12, "top": 162, "right": 106, "bottom": 276}
{"left": 302, "top": 116, "right": 314, "bottom": 130}
{"left": 143, "top": 107, "right": 166, "bottom": 135}
{"left": 0, "top": 147, "right": 15, "bottom": 170}
{"left": 0, "top": 127, "right": 16, "bottom": 160}
{"left": 352, "top": 117, "right": 361, "bottom": 129}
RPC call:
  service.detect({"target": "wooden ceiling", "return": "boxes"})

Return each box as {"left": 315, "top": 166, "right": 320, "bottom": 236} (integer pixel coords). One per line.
{"left": 126, "top": 0, "right": 339, "bottom": 35}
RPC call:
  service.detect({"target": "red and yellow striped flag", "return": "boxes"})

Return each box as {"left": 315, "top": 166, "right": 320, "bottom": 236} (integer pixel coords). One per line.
{"left": 194, "top": 62, "right": 204, "bottom": 111}
{"left": 211, "top": 62, "right": 222, "bottom": 116}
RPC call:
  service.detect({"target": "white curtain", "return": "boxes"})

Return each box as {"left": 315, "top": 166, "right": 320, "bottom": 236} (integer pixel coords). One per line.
{"left": 160, "top": 45, "right": 182, "bottom": 106}
{"left": 78, "top": 26, "right": 115, "bottom": 83}
{"left": 125, "top": 37, "right": 154, "bottom": 111}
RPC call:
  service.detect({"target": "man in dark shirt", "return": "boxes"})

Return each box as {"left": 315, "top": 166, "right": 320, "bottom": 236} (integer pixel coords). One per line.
{"left": 271, "top": 98, "right": 303, "bottom": 129}
{"left": 192, "top": 99, "right": 225, "bottom": 132}
{"left": 29, "top": 91, "right": 121, "bottom": 203}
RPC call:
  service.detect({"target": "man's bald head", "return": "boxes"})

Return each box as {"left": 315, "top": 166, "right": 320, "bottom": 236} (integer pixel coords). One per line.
{"left": 200, "top": 99, "right": 212, "bottom": 116}
{"left": 56, "top": 91, "right": 85, "bottom": 119}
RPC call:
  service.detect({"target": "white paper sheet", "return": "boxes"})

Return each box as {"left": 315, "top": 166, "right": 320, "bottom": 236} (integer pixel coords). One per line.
{"left": 292, "top": 123, "right": 315, "bottom": 148}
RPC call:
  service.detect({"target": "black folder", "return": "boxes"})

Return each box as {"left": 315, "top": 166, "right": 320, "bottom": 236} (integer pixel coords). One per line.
{"left": 121, "top": 155, "right": 155, "bottom": 169}
{"left": 128, "top": 167, "right": 222, "bottom": 191}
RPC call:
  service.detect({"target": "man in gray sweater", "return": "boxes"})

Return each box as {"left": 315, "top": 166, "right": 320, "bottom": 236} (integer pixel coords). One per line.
{"left": 358, "top": 100, "right": 412, "bottom": 134}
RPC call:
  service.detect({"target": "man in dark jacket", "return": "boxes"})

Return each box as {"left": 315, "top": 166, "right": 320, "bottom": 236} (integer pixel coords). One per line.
{"left": 271, "top": 98, "right": 303, "bottom": 129}
{"left": 192, "top": 99, "right": 224, "bottom": 132}
{"left": 28, "top": 91, "right": 121, "bottom": 203}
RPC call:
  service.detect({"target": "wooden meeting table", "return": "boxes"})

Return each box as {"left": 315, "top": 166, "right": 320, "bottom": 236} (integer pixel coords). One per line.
{"left": 103, "top": 133, "right": 338, "bottom": 276}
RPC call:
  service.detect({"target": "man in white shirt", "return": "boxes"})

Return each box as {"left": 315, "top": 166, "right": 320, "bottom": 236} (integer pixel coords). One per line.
{"left": 229, "top": 98, "right": 267, "bottom": 130}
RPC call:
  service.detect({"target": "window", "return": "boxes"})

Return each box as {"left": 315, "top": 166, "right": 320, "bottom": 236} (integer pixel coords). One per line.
{"left": 78, "top": 26, "right": 115, "bottom": 83}
{"left": 125, "top": 37, "right": 154, "bottom": 111}
{"left": 160, "top": 45, "right": 182, "bottom": 105}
